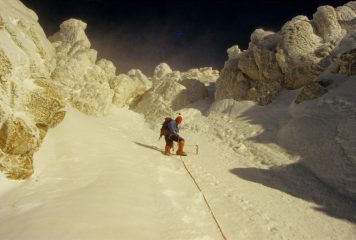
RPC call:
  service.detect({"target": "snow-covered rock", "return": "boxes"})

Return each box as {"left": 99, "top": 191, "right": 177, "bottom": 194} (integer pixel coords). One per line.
{"left": 153, "top": 62, "right": 172, "bottom": 82}
{"left": 294, "top": 81, "right": 328, "bottom": 104}
{"left": 312, "top": 5, "right": 345, "bottom": 42}
{"left": 332, "top": 48, "right": 356, "bottom": 76}
{"left": 110, "top": 69, "right": 151, "bottom": 108}
{"left": 215, "top": 52, "right": 281, "bottom": 105}
{"left": 49, "top": 19, "right": 152, "bottom": 115}
{"left": 0, "top": 0, "right": 65, "bottom": 179}
{"left": 181, "top": 67, "right": 219, "bottom": 85}
{"left": 49, "top": 19, "right": 115, "bottom": 116}
{"left": 216, "top": 1, "right": 356, "bottom": 105}
{"left": 214, "top": 1, "right": 356, "bottom": 201}
{"left": 0, "top": 9, "right": 152, "bottom": 179}
{"left": 227, "top": 45, "right": 241, "bottom": 60}
{"left": 336, "top": 3, "right": 356, "bottom": 21}
{"left": 133, "top": 63, "right": 217, "bottom": 122}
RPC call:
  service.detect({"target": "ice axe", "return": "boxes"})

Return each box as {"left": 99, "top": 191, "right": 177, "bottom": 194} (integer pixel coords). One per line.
{"left": 185, "top": 144, "right": 199, "bottom": 155}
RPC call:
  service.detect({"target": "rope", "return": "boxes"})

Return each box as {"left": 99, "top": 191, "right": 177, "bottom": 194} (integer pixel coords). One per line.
{"left": 179, "top": 155, "right": 228, "bottom": 240}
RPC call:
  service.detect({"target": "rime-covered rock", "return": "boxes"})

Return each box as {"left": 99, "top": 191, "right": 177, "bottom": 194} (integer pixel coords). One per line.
{"left": 133, "top": 65, "right": 217, "bottom": 122}
{"left": 0, "top": 5, "right": 151, "bottom": 178}
{"left": 215, "top": 58, "right": 250, "bottom": 100}
{"left": 0, "top": 0, "right": 65, "bottom": 179}
{"left": 239, "top": 29, "right": 283, "bottom": 83}
{"left": 50, "top": 19, "right": 115, "bottom": 116}
{"left": 213, "top": 1, "right": 356, "bottom": 200}
{"left": 336, "top": 4, "right": 356, "bottom": 21}
{"left": 110, "top": 69, "right": 151, "bottom": 108}
{"left": 0, "top": 117, "right": 40, "bottom": 156}
{"left": 277, "top": 16, "right": 324, "bottom": 89}
{"left": 27, "top": 85, "right": 66, "bottom": 128}
{"left": 127, "top": 69, "right": 152, "bottom": 89}
{"left": 227, "top": 45, "right": 241, "bottom": 59}
{"left": 294, "top": 82, "right": 328, "bottom": 104}
{"left": 331, "top": 48, "right": 356, "bottom": 76}
{"left": 49, "top": 19, "right": 150, "bottom": 114}
{"left": 152, "top": 62, "right": 172, "bottom": 86}
{"left": 181, "top": 67, "right": 219, "bottom": 85}
{"left": 312, "top": 6, "right": 344, "bottom": 42}
{"left": 153, "top": 62, "right": 172, "bottom": 80}
{"left": 216, "top": 2, "right": 356, "bottom": 105}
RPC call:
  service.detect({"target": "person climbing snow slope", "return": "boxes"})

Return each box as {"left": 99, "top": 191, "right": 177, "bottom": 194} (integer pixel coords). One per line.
{"left": 160, "top": 115, "right": 187, "bottom": 156}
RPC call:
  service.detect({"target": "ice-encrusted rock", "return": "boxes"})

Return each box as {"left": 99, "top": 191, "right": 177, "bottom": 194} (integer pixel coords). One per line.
{"left": 133, "top": 64, "right": 217, "bottom": 122}
{"left": 294, "top": 81, "right": 328, "bottom": 104}
{"left": 213, "top": 1, "right": 356, "bottom": 200}
{"left": 278, "top": 16, "right": 326, "bottom": 89}
{"left": 0, "top": 6, "right": 151, "bottom": 179}
{"left": 216, "top": 1, "right": 355, "bottom": 105}
{"left": 49, "top": 19, "right": 150, "bottom": 114}
{"left": 336, "top": 5, "right": 356, "bottom": 21}
{"left": 227, "top": 45, "right": 241, "bottom": 60}
{"left": 216, "top": 46, "right": 281, "bottom": 105}
{"left": 152, "top": 63, "right": 219, "bottom": 87}
{"left": 134, "top": 75, "right": 186, "bottom": 122}
{"left": 127, "top": 69, "right": 152, "bottom": 89}
{"left": 312, "top": 5, "right": 345, "bottom": 42}
{"left": 110, "top": 69, "right": 151, "bottom": 108}
{"left": 181, "top": 67, "right": 219, "bottom": 85}
{"left": 153, "top": 62, "right": 172, "bottom": 81}
{"left": 331, "top": 48, "right": 356, "bottom": 76}
{"left": 215, "top": 58, "right": 245, "bottom": 100}
{"left": 49, "top": 19, "right": 115, "bottom": 116}
{"left": 0, "top": 0, "right": 65, "bottom": 179}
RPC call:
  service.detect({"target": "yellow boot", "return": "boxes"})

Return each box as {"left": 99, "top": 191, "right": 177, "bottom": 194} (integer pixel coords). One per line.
{"left": 176, "top": 141, "right": 187, "bottom": 156}
{"left": 164, "top": 146, "right": 171, "bottom": 155}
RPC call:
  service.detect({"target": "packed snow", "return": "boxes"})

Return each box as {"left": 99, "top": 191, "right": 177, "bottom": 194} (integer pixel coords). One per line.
{"left": 0, "top": 97, "right": 355, "bottom": 239}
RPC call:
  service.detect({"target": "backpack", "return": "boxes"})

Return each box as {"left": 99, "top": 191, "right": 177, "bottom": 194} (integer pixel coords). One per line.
{"left": 160, "top": 117, "right": 172, "bottom": 137}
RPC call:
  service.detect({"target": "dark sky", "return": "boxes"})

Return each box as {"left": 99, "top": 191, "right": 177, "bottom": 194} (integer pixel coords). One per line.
{"left": 22, "top": 0, "right": 348, "bottom": 75}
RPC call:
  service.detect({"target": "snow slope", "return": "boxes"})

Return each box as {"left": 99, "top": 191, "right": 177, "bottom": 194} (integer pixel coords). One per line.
{"left": 0, "top": 105, "right": 355, "bottom": 240}
{"left": 0, "top": 108, "right": 223, "bottom": 240}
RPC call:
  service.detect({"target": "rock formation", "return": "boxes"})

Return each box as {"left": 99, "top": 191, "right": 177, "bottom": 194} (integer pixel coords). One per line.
{"left": 110, "top": 69, "right": 151, "bottom": 108}
{"left": 49, "top": 19, "right": 115, "bottom": 116}
{"left": 216, "top": 2, "right": 356, "bottom": 105}
{"left": 0, "top": 2, "right": 151, "bottom": 179}
{"left": 133, "top": 63, "right": 218, "bottom": 122}
{"left": 294, "top": 81, "right": 329, "bottom": 104}
{"left": 0, "top": 0, "right": 65, "bottom": 179}
{"left": 214, "top": 1, "right": 356, "bottom": 201}
{"left": 332, "top": 48, "right": 356, "bottom": 76}
{"left": 49, "top": 18, "right": 152, "bottom": 115}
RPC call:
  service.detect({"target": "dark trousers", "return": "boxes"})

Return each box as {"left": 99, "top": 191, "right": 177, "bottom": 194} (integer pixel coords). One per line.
{"left": 165, "top": 133, "right": 184, "bottom": 148}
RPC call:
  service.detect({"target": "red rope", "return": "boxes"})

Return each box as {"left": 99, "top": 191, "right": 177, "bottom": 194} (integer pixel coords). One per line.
{"left": 179, "top": 156, "right": 228, "bottom": 240}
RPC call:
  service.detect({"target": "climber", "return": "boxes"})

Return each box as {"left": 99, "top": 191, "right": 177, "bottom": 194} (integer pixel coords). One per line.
{"left": 160, "top": 115, "right": 187, "bottom": 156}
